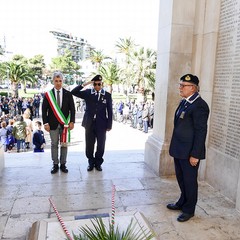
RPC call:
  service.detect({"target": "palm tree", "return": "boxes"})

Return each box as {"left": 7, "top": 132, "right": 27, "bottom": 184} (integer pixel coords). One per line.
{"left": 99, "top": 62, "right": 121, "bottom": 93}
{"left": 115, "top": 37, "right": 135, "bottom": 62}
{"left": 0, "top": 61, "right": 35, "bottom": 97}
{"left": 131, "top": 47, "right": 156, "bottom": 99}
{"left": 88, "top": 49, "right": 111, "bottom": 71}
{"left": 115, "top": 37, "right": 136, "bottom": 92}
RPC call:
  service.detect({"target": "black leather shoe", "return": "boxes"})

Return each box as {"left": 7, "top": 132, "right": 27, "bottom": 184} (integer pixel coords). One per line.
{"left": 51, "top": 164, "right": 59, "bottom": 174}
{"left": 167, "top": 203, "right": 181, "bottom": 210}
{"left": 177, "top": 213, "right": 194, "bottom": 222}
{"left": 60, "top": 164, "right": 68, "bottom": 173}
{"left": 87, "top": 165, "right": 94, "bottom": 171}
{"left": 95, "top": 165, "right": 102, "bottom": 171}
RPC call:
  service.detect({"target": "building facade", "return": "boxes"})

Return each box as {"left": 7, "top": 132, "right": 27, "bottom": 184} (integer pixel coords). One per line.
{"left": 49, "top": 29, "right": 94, "bottom": 63}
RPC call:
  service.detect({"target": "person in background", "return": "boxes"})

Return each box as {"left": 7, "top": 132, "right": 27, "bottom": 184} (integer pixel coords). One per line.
{"left": 71, "top": 75, "right": 113, "bottom": 172}
{"left": 33, "top": 96, "right": 40, "bottom": 118}
{"left": 23, "top": 109, "right": 33, "bottom": 149}
{"left": 0, "top": 121, "right": 8, "bottom": 152}
{"left": 12, "top": 115, "right": 27, "bottom": 152}
{"left": 6, "top": 119, "right": 15, "bottom": 152}
{"left": 42, "top": 71, "right": 75, "bottom": 174}
{"left": 167, "top": 74, "right": 210, "bottom": 222}
{"left": 149, "top": 102, "right": 154, "bottom": 128}
{"left": 142, "top": 103, "right": 149, "bottom": 133}
{"left": 32, "top": 121, "right": 45, "bottom": 152}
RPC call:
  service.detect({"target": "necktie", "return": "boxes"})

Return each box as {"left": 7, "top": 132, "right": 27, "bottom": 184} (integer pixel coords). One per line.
{"left": 96, "top": 91, "right": 100, "bottom": 101}
{"left": 57, "top": 90, "right": 60, "bottom": 107}
{"left": 176, "top": 99, "right": 186, "bottom": 117}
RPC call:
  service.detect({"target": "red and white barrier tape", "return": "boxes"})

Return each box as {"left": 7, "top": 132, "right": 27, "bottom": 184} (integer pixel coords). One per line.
{"left": 48, "top": 198, "right": 73, "bottom": 240}
{"left": 111, "top": 184, "right": 116, "bottom": 227}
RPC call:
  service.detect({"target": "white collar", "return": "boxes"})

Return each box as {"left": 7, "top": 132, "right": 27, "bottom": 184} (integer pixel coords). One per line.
{"left": 54, "top": 88, "right": 62, "bottom": 93}
{"left": 91, "top": 88, "right": 105, "bottom": 95}
{"left": 185, "top": 92, "right": 200, "bottom": 104}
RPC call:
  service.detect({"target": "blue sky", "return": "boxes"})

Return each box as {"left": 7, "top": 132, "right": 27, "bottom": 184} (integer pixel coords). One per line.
{"left": 0, "top": 0, "right": 159, "bottom": 61}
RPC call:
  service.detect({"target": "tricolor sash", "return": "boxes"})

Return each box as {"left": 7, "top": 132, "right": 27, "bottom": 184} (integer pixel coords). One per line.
{"left": 45, "top": 90, "right": 71, "bottom": 146}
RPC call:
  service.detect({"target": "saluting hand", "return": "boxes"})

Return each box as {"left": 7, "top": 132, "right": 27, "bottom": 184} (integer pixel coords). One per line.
{"left": 82, "top": 81, "right": 94, "bottom": 87}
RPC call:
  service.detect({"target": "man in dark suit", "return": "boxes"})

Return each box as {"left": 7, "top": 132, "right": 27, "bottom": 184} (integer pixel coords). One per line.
{"left": 167, "top": 74, "right": 210, "bottom": 222}
{"left": 71, "top": 75, "right": 113, "bottom": 171}
{"left": 42, "top": 71, "right": 75, "bottom": 174}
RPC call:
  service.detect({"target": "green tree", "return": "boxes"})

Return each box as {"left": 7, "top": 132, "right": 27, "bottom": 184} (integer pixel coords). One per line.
{"left": 50, "top": 50, "right": 80, "bottom": 74}
{"left": 115, "top": 37, "right": 136, "bottom": 92}
{"left": 0, "top": 45, "right": 4, "bottom": 56}
{"left": 0, "top": 61, "right": 35, "bottom": 97}
{"left": 12, "top": 54, "right": 28, "bottom": 64}
{"left": 11, "top": 54, "right": 34, "bottom": 91}
{"left": 88, "top": 49, "right": 111, "bottom": 71}
{"left": 131, "top": 47, "right": 156, "bottom": 99}
{"left": 99, "top": 62, "right": 121, "bottom": 93}
{"left": 29, "top": 54, "right": 46, "bottom": 79}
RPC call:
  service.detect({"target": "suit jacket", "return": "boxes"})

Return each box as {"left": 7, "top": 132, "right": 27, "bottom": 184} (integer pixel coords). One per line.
{"left": 42, "top": 88, "right": 75, "bottom": 130}
{"left": 33, "top": 130, "right": 45, "bottom": 149}
{"left": 169, "top": 93, "right": 209, "bottom": 160}
{"left": 71, "top": 85, "right": 113, "bottom": 130}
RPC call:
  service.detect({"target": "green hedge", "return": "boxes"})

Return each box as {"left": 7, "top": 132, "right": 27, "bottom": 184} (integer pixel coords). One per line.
{"left": 0, "top": 92, "right": 8, "bottom": 97}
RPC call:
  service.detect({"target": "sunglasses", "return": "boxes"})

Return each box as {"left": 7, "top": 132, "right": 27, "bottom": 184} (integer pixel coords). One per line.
{"left": 94, "top": 83, "right": 102, "bottom": 86}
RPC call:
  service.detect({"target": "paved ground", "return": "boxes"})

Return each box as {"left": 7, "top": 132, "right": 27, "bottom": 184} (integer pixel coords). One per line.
{"left": 0, "top": 113, "right": 240, "bottom": 240}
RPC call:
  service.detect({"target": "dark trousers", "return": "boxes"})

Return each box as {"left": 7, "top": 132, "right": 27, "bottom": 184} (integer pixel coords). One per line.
{"left": 85, "top": 122, "right": 106, "bottom": 167}
{"left": 174, "top": 158, "right": 200, "bottom": 214}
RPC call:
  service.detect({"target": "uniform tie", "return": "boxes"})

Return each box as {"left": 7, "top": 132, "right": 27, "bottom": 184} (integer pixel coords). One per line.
{"left": 176, "top": 99, "right": 186, "bottom": 117}
{"left": 95, "top": 91, "right": 100, "bottom": 101}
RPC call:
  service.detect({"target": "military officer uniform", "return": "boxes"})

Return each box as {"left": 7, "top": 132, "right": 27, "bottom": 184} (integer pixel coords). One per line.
{"left": 71, "top": 75, "right": 113, "bottom": 171}
{"left": 168, "top": 74, "right": 210, "bottom": 222}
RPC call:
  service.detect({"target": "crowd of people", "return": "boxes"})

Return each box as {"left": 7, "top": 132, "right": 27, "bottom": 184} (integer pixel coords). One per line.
{"left": 113, "top": 100, "right": 154, "bottom": 133}
{"left": 0, "top": 94, "right": 45, "bottom": 153}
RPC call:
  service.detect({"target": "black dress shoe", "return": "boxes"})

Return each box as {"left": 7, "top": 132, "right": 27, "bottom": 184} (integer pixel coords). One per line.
{"left": 95, "top": 165, "right": 102, "bottom": 171}
{"left": 166, "top": 203, "right": 181, "bottom": 210}
{"left": 60, "top": 164, "right": 68, "bottom": 173}
{"left": 177, "top": 213, "right": 194, "bottom": 222}
{"left": 87, "top": 165, "right": 94, "bottom": 171}
{"left": 51, "top": 164, "right": 59, "bottom": 174}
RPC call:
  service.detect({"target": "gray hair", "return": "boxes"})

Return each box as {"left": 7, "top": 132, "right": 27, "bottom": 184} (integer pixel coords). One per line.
{"left": 52, "top": 71, "right": 64, "bottom": 80}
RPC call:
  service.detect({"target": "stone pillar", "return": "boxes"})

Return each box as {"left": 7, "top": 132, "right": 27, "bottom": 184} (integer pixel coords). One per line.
{"left": 144, "top": 0, "right": 196, "bottom": 176}
{"left": 192, "top": 0, "right": 220, "bottom": 180}
{"left": 0, "top": 143, "right": 5, "bottom": 176}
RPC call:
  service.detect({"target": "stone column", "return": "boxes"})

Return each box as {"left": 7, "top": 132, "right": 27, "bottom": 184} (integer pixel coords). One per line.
{"left": 192, "top": 0, "right": 220, "bottom": 180}
{"left": 144, "top": 0, "right": 196, "bottom": 176}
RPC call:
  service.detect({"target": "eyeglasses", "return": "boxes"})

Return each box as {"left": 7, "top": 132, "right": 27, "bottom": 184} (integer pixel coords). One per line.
{"left": 94, "top": 83, "right": 102, "bottom": 86}
{"left": 179, "top": 84, "right": 194, "bottom": 88}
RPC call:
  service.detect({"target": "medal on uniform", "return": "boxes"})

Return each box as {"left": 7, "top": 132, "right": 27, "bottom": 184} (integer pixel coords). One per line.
{"left": 180, "top": 111, "right": 185, "bottom": 119}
